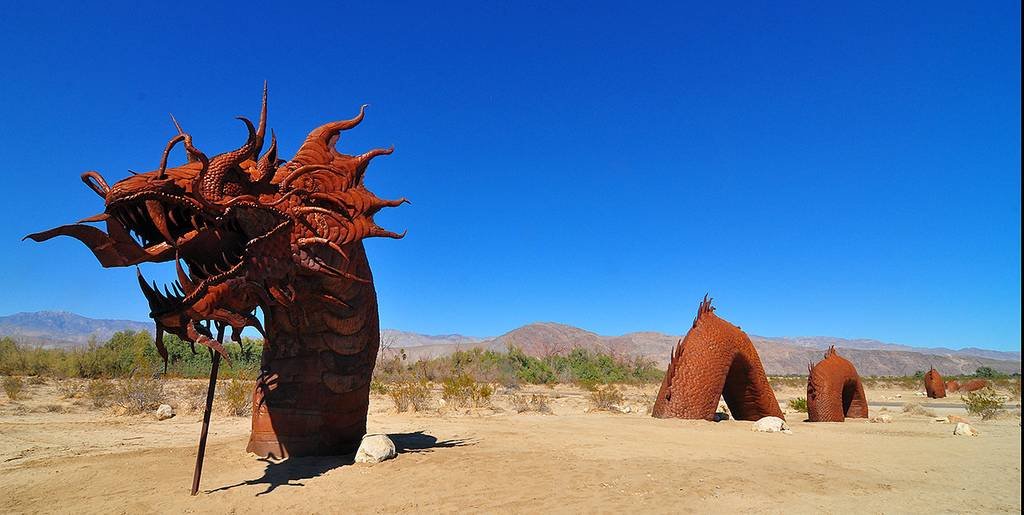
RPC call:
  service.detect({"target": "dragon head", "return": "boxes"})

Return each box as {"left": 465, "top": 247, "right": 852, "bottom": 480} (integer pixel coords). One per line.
{"left": 26, "top": 86, "right": 406, "bottom": 362}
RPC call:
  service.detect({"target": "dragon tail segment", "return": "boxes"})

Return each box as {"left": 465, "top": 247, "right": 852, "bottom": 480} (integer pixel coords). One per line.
{"left": 652, "top": 296, "right": 784, "bottom": 422}
{"left": 923, "top": 367, "right": 946, "bottom": 399}
{"left": 806, "top": 346, "right": 868, "bottom": 422}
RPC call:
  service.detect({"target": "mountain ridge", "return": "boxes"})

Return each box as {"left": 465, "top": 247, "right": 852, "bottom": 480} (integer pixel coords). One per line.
{"left": 2, "top": 311, "right": 1018, "bottom": 376}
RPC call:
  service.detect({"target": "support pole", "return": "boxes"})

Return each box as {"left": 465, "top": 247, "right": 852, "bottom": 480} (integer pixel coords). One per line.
{"left": 191, "top": 350, "right": 221, "bottom": 496}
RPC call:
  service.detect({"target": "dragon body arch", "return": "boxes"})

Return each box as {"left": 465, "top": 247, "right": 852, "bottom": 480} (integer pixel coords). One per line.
{"left": 651, "top": 296, "right": 784, "bottom": 421}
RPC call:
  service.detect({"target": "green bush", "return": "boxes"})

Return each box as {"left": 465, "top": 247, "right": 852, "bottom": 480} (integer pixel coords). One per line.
{"left": 3, "top": 376, "right": 25, "bottom": 400}
{"left": 441, "top": 373, "right": 493, "bottom": 408}
{"left": 788, "top": 397, "right": 808, "bottom": 412}
{"left": 963, "top": 388, "right": 1006, "bottom": 420}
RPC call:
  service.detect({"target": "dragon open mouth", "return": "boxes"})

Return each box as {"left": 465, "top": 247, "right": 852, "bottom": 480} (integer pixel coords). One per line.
{"left": 108, "top": 194, "right": 253, "bottom": 316}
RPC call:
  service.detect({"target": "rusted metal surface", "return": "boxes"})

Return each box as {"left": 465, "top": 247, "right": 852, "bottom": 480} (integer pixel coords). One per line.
{"left": 652, "top": 296, "right": 784, "bottom": 421}
{"left": 27, "top": 86, "right": 405, "bottom": 461}
{"left": 806, "top": 346, "right": 868, "bottom": 422}
{"left": 192, "top": 350, "right": 221, "bottom": 495}
{"left": 923, "top": 367, "right": 946, "bottom": 399}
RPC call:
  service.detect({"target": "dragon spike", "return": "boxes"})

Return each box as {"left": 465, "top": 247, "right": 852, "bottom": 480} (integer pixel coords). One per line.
{"left": 367, "top": 196, "right": 410, "bottom": 216}
{"left": 157, "top": 134, "right": 187, "bottom": 180}
{"left": 198, "top": 117, "right": 258, "bottom": 203}
{"left": 292, "top": 104, "right": 367, "bottom": 164}
{"left": 368, "top": 225, "right": 407, "bottom": 240}
{"left": 254, "top": 81, "right": 268, "bottom": 157}
{"left": 175, "top": 254, "right": 195, "bottom": 292}
{"left": 255, "top": 129, "right": 278, "bottom": 184}
{"left": 170, "top": 114, "right": 201, "bottom": 163}
{"left": 80, "top": 171, "right": 110, "bottom": 198}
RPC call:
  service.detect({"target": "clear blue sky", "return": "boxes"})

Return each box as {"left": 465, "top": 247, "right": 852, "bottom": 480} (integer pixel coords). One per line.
{"left": 0, "top": 2, "right": 1019, "bottom": 350}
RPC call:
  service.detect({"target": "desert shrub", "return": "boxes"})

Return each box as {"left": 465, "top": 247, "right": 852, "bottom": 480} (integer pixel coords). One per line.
{"left": 370, "top": 378, "right": 389, "bottom": 395}
{"left": 441, "top": 374, "right": 493, "bottom": 409}
{"left": 788, "top": 397, "right": 808, "bottom": 412}
{"left": 588, "top": 385, "right": 624, "bottom": 411}
{"left": 389, "top": 378, "right": 432, "bottom": 412}
{"left": 56, "top": 379, "right": 84, "bottom": 399}
{"left": 221, "top": 378, "right": 254, "bottom": 416}
{"left": 3, "top": 376, "right": 25, "bottom": 400}
{"left": 510, "top": 393, "right": 552, "bottom": 413}
{"left": 114, "top": 375, "right": 164, "bottom": 414}
{"left": 902, "top": 402, "right": 936, "bottom": 418}
{"left": 86, "top": 378, "right": 115, "bottom": 407}
{"left": 182, "top": 381, "right": 208, "bottom": 412}
{"left": 963, "top": 388, "right": 1006, "bottom": 420}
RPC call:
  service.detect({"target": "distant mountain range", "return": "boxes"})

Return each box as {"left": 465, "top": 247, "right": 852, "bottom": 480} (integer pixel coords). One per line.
{"left": 0, "top": 311, "right": 151, "bottom": 348}
{"left": 2, "top": 311, "right": 1019, "bottom": 376}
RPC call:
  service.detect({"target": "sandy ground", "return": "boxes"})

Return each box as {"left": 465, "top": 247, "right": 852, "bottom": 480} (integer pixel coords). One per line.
{"left": 1, "top": 380, "right": 1020, "bottom": 514}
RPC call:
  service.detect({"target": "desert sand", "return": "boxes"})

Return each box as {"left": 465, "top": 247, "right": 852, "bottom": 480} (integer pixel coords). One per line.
{"left": 1, "top": 380, "right": 1020, "bottom": 514}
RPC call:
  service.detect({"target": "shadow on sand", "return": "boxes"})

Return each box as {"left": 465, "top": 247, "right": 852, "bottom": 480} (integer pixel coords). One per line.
{"left": 207, "top": 431, "right": 471, "bottom": 496}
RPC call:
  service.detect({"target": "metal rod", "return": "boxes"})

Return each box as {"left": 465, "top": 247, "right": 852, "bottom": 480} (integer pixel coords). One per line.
{"left": 191, "top": 350, "right": 221, "bottom": 496}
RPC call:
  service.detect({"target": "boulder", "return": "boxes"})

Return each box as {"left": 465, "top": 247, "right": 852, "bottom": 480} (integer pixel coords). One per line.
{"left": 355, "top": 434, "right": 397, "bottom": 464}
{"left": 155, "top": 404, "right": 175, "bottom": 420}
{"left": 752, "top": 416, "right": 791, "bottom": 433}
{"left": 870, "top": 414, "right": 893, "bottom": 423}
{"left": 952, "top": 422, "right": 979, "bottom": 436}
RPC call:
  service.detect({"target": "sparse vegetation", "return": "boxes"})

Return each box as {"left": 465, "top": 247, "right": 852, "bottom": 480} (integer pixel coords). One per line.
{"left": 902, "top": 402, "right": 936, "bottom": 418}
{"left": 963, "top": 388, "right": 1006, "bottom": 420}
{"left": 114, "top": 375, "right": 164, "bottom": 414}
{"left": 221, "top": 378, "right": 254, "bottom": 416}
{"left": 388, "top": 377, "right": 432, "bottom": 412}
{"left": 788, "top": 397, "right": 808, "bottom": 412}
{"left": 588, "top": 385, "right": 624, "bottom": 411}
{"left": 3, "top": 375, "right": 25, "bottom": 400}
{"left": 441, "top": 373, "right": 493, "bottom": 409}
{"left": 56, "top": 379, "right": 84, "bottom": 399}
{"left": 86, "top": 378, "right": 115, "bottom": 407}
{"left": 0, "top": 333, "right": 261, "bottom": 380}
{"left": 509, "top": 393, "right": 552, "bottom": 413}
{"left": 374, "top": 345, "right": 662, "bottom": 388}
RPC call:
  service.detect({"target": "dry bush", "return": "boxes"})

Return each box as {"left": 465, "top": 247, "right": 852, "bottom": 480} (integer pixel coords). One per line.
{"left": 389, "top": 378, "right": 432, "bottom": 412}
{"left": 114, "top": 375, "right": 164, "bottom": 414}
{"left": 902, "top": 402, "right": 936, "bottom": 418}
{"left": 28, "top": 376, "right": 47, "bottom": 385}
{"left": 589, "top": 385, "right": 624, "bottom": 411}
{"left": 963, "top": 388, "right": 1006, "bottom": 420}
{"left": 86, "top": 379, "right": 114, "bottom": 407}
{"left": 3, "top": 376, "right": 25, "bottom": 400}
{"left": 34, "top": 404, "right": 66, "bottom": 413}
{"left": 183, "top": 381, "right": 208, "bottom": 412}
{"left": 441, "top": 374, "right": 493, "bottom": 409}
{"left": 509, "top": 393, "right": 552, "bottom": 413}
{"left": 56, "top": 379, "right": 84, "bottom": 399}
{"left": 788, "top": 397, "right": 808, "bottom": 412}
{"left": 221, "top": 378, "right": 254, "bottom": 416}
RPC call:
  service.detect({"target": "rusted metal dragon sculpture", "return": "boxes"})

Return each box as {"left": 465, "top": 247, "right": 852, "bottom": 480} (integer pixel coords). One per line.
{"left": 806, "top": 346, "right": 868, "bottom": 422}
{"left": 652, "top": 296, "right": 784, "bottom": 421}
{"left": 26, "top": 86, "right": 405, "bottom": 491}
{"left": 923, "top": 367, "right": 946, "bottom": 399}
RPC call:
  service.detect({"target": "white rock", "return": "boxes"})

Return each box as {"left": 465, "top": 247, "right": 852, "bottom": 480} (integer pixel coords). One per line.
{"left": 155, "top": 404, "right": 175, "bottom": 420}
{"left": 952, "top": 422, "right": 979, "bottom": 437}
{"left": 355, "top": 434, "right": 397, "bottom": 464}
{"left": 752, "top": 416, "right": 790, "bottom": 433}
{"left": 870, "top": 414, "right": 893, "bottom": 424}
